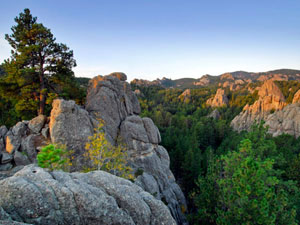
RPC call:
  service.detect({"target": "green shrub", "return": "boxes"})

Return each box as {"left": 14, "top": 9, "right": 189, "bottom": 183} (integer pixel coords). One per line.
{"left": 37, "top": 144, "right": 72, "bottom": 171}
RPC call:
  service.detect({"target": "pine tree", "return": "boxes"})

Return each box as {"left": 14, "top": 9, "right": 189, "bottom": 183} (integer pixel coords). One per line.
{"left": 1, "top": 8, "right": 76, "bottom": 117}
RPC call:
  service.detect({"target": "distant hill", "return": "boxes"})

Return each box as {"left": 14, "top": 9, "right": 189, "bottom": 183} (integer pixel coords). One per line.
{"left": 131, "top": 69, "right": 300, "bottom": 90}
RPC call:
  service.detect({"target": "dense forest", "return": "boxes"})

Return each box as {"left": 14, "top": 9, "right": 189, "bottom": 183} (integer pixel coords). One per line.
{"left": 132, "top": 84, "right": 300, "bottom": 224}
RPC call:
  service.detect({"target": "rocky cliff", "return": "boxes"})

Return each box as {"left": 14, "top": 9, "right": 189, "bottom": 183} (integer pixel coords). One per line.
{"left": 264, "top": 103, "right": 300, "bottom": 138}
{"left": 0, "top": 72, "right": 187, "bottom": 224}
{"left": 231, "top": 80, "right": 286, "bottom": 132}
{"left": 0, "top": 165, "right": 176, "bottom": 225}
{"left": 206, "top": 88, "right": 229, "bottom": 107}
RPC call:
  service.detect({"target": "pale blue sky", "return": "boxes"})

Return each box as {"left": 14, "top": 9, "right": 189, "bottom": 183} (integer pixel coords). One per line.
{"left": 0, "top": 0, "right": 300, "bottom": 81}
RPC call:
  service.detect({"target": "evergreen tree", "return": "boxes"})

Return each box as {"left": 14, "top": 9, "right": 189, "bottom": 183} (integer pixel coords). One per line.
{"left": 1, "top": 8, "right": 76, "bottom": 117}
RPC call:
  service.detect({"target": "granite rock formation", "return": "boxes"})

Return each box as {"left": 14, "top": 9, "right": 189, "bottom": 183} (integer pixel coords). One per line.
{"left": 231, "top": 80, "right": 286, "bottom": 132}
{"left": 0, "top": 117, "right": 49, "bottom": 171}
{"left": 0, "top": 165, "right": 176, "bottom": 225}
{"left": 264, "top": 103, "right": 300, "bottom": 138}
{"left": 46, "top": 73, "right": 187, "bottom": 224}
{"left": 206, "top": 88, "right": 229, "bottom": 107}
{"left": 292, "top": 89, "right": 300, "bottom": 104}
{"left": 178, "top": 89, "right": 191, "bottom": 102}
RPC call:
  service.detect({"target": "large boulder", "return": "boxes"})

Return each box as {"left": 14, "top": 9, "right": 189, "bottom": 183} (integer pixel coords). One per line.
{"left": 0, "top": 165, "right": 176, "bottom": 225}
{"left": 12, "top": 122, "right": 28, "bottom": 137}
{"left": 20, "top": 134, "right": 47, "bottom": 163}
{"left": 49, "top": 99, "right": 94, "bottom": 168}
{"left": 28, "top": 115, "right": 47, "bottom": 134}
{"left": 5, "top": 134, "right": 21, "bottom": 154}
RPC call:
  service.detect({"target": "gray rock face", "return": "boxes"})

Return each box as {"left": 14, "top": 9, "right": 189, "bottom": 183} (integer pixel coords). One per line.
{"left": 0, "top": 115, "right": 50, "bottom": 169}
{"left": 0, "top": 163, "right": 12, "bottom": 171}
{"left": 0, "top": 165, "right": 176, "bottom": 225}
{"left": 49, "top": 99, "right": 94, "bottom": 168}
{"left": 5, "top": 134, "right": 21, "bottom": 154}
{"left": 0, "top": 126, "right": 8, "bottom": 138}
{"left": 85, "top": 74, "right": 141, "bottom": 141}
{"left": 28, "top": 115, "right": 47, "bottom": 134}
{"left": 0, "top": 152, "right": 13, "bottom": 164}
{"left": 85, "top": 74, "right": 187, "bottom": 224}
{"left": 21, "top": 134, "right": 47, "bottom": 163}
{"left": 264, "top": 103, "right": 300, "bottom": 138}
{"left": 12, "top": 122, "right": 27, "bottom": 137}
{"left": 14, "top": 151, "right": 31, "bottom": 166}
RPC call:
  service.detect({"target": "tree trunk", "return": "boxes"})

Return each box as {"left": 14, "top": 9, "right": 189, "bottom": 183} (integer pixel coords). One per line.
{"left": 39, "top": 61, "right": 46, "bottom": 115}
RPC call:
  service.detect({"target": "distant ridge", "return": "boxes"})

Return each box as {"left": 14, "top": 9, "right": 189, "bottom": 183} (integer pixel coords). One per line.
{"left": 131, "top": 69, "right": 300, "bottom": 89}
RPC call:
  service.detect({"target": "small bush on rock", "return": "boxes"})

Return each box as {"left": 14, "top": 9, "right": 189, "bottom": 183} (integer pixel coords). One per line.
{"left": 84, "top": 119, "right": 134, "bottom": 180}
{"left": 37, "top": 144, "right": 73, "bottom": 171}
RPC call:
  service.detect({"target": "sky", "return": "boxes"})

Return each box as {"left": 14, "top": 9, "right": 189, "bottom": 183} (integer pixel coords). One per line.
{"left": 0, "top": 0, "right": 300, "bottom": 81}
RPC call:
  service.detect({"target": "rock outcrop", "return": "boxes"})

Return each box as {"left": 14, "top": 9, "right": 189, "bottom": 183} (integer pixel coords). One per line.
{"left": 292, "top": 89, "right": 300, "bottom": 103}
{"left": 264, "top": 103, "right": 300, "bottom": 138}
{"left": 178, "top": 89, "right": 191, "bottom": 102}
{"left": 0, "top": 72, "right": 187, "bottom": 224}
{"left": 85, "top": 73, "right": 141, "bottom": 142}
{"left": 49, "top": 99, "right": 94, "bottom": 167}
{"left": 0, "top": 118, "right": 49, "bottom": 171}
{"left": 206, "top": 88, "right": 228, "bottom": 107}
{"left": 46, "top": 73, "right": 187, "bottom": 224}
{"left": 231, "top": 80, "right": 287, "bottom": 132}
{"left": 0, "top": 165, "right": 176, "bottom": 225}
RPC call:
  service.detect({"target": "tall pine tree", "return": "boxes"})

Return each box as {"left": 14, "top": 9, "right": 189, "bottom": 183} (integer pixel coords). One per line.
{"left": 1, "top": 8, "right": 76, "bottom": 117}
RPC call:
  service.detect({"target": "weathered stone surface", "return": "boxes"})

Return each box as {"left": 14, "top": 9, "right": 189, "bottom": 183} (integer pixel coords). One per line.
{"left": 258, "top": 80, "right": 285, "bottom": 100}
{"left": 49, "top": 99, "right": 94, "bottom": 168}
{"left": 14, "top": 151, "right": 31, "bottom": 166}
{"left": 0, "top": 126, "right": 8, "bottom": 138}
{"left": 12, "top": 122, "right": 27, "bottom": 137}
{"left": 142, "top": 118, "right": 161, "bottom": 144}
{"left": 21, "top": 134, "right": 46, "bottom": 163}
{"left": 86, "top": 74, "right": 141, "bottom": 141}
{"left": 292, "top": 89, "right": 300, "bottom": 103}
{"left": 0, "top": 163, "right": 12, "bottom": 171}
{"left": 41, "top": 126, "right": 49, "bottom": 139}
{"left": 120, "top": 117, "right": 187, "bottom": 224}
{"left": 231, "top": 80, "right": 287, "bottom": 132}
{"left": 264, "top": 103, "right": 300, "bottom": 138}
{"left": 5, "top": 134, "right": 21, "bottom": 154}
{"left": 0, "top": 165, "right": 176, "bottom": 225}
{"left": 28, "top": 115, "right": 47, "bottom": 134}
{"left": 85, "top": 74, "right": 187, "bottom": 224}
{"left": 206, "top": 88, "right": 228, "bottom": 107}
{"left": 0, "top": 152, "right": 13, "bottom": 164}
{"left": 49, "top": 99, "right": 94, "bottom": 149}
